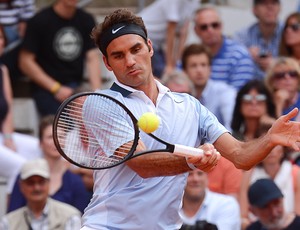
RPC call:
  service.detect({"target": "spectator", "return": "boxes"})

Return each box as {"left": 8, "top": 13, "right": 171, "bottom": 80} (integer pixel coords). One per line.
{"left": 0, "top": 24, "right": 42, "bottom": 197}
{"left": 278, "top": 12, "right": 300, "bottom": 64}
{"left": 0, "top": 0, "right": 36, "bottom": 81}
{"left": 246, "top": 178, "right": 300, "bottom": 230}
{"left": 234, "top": 0, "right": 282, "bottom": 79}
{"left": 264, "top": 57, "right": 300, "bottom": 120}
{"left": 193, "top": 6, "right": 255, "bottom": 89}
{"left": 162, "top": 70, "right": 195, "bottom": 94}
{"left": 0, "top": 158, "right": 82, "bottom": 230}
{"left": 231, "top": 79, "right": 276, "bottom": 141}
{"left": 181, "top": 43, "right": 236, "bottom": 131}
{"left": 138, "top": 0, "right": 200, "bottom": 78}
{"left": 180, "top": 169, "right": 241, "bottom": 230}
{"left": 19, "top": 0, "right": 102, "bottom": 116}
{"left": 239, "top": 123, "right": 300, "bottom": 229}
{"left": 8, "top": 115, "right": 90, "bottom": 214}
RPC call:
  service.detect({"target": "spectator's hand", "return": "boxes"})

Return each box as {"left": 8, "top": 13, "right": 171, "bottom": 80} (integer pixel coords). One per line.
{"left": 54, "top": 85, "right": 74, "bottom": 102}
{"left": 273, "top": 89, "right": 289, "bottom": 117}
{"left": 186, "top": 143, "right": 220, "bottom": 172}
{"left": 256, "top": 55, "right": 273, "bottom": 71}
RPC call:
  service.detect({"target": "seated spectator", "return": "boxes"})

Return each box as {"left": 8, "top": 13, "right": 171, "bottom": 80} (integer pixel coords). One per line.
{"left": 239, "top": 123, "right": 300, "bottom": 229}
{"left": 233, "top": 0, "right": 282, "bottom": 79}
{"left": 162, "top": 70, "right": 195, "bottom": 94}
{"left": 8, "top": 115, "right": 90, "bottom": 213}
{"left": 193, "top": 5, "right": 255, "bottom": 89}
{"left": 231, "top": 79, "right": 276, "bottom": 141}
{"left": 0, "top": 24, "right": 42, "bottom": 196}
{"left": 278, "top": 12, "right": 300, "bottom": 64}
{"left": 246, "top": 178, "right": 300, "bottom": 230}
{"left": 138, "top": 0, "right": 200, "bottom": 78}
{"left": 0, "top": 158, "right": 81, "bottom": 230}
{"left": 264, "top": 57, "right": 300, "bottom": 120}
{"left": 180, "top": 169, "right": 241, "bottom": 230}
{"left": 181, "top": 43, "right": 236, "bottom": 131}
{"left": 19, "top": 0, "right": 102, "bottom": 116}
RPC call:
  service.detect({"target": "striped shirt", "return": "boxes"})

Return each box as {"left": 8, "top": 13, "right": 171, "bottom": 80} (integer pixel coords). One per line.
{"left": 0, "top": 0, "right": 35, "bottom": 25}
{"left": 210, "top": 36, "right": 255, "bottom": 90}
{"left": 233, "top": 22, "right": 283, "bottom": 79}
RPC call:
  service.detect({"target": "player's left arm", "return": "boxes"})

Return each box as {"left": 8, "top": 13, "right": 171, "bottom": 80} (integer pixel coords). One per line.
{"left": 85, "top": 48, "right": 102, "bottom": 90}
{"left": 214, "top": 108, "right": 300, "bottom": 170}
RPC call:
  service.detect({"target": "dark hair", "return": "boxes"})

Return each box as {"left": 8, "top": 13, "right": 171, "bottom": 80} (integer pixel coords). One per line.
{"left": 91, "top": 8, "right": 148, "bottom": 57}
{"left": 180, "top": 221, "right": 218, "bottom": 230}
{"left": 181, "top": 43, "right": 212, "bottom": 70}
{"left": 38, "top": 115, "right": 55, "bottom": 141}
{"left": 231, "top": 80, "right": 276, "bottom": 133}
{"left": 278, "top": 12, "right": 300, "bottom": 57}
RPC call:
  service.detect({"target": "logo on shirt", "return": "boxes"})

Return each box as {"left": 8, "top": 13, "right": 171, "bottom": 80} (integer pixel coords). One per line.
{"left": 53, "top": 27, "right": 83, "bottom": 61}
{"left": 112, "top": 25, "right": 125, "bottom": 34}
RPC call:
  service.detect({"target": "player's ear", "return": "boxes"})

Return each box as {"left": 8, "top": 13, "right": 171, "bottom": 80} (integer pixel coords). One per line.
{"left": 147, "top": 39, "right": 154, "bottom": 57}
{"left": 103, "top": 55, "right": 112, "bottom": 71}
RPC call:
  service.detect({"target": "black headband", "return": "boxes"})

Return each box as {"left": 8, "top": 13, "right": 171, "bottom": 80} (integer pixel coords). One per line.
{"left": 99, "top": 23, "right": 147, "bottom": 56}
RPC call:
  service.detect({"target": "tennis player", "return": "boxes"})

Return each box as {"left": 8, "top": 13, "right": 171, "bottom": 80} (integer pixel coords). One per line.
{"left": 81, "top": 9, "right": 300, "bottom": 230}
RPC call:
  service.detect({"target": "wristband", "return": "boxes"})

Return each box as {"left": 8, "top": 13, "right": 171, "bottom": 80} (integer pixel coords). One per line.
{"left": 186, "top": 157, "right": 197, "bottom": 170}
{"left": 3, "top": 133, "right": 12, "bottom": 139}
{"left": 50, "top": 82, "right": 61, "bottom": 94}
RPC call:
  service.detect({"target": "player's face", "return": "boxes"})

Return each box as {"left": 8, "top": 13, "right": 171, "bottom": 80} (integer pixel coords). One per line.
{"left": 184, "top": 53, "right": 211, "bottom": 87}
{"left": 194, "top": 9, "right": 222, "bottom": 47}
{"left": 103, "top": 34, "right": 154, "bottom": 90}
{"left": 184, "top": 169, "right": 207, "bottom": 200}
{"left": 250, "top": 198, "right": 285, "bottom": 228}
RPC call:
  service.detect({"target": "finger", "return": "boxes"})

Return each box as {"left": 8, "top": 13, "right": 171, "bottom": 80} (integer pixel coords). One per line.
{"left": 281, "top": 108, "right": 298, "bottom": 122}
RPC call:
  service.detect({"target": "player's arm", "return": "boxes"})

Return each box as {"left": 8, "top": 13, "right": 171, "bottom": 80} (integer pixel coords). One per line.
{"left": 214, "top": 108, "right": 300, "bottom": 170}
{"left": 126, "top": 142, "right": 220, "bottom": 178}
{"left": 85, "top": 48, "right": 102, "bottom": 90}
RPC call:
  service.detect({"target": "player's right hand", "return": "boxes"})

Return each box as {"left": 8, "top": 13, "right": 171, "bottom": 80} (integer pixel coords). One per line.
{"left": 186, "top": 143, "right": 221, "bottom": 172}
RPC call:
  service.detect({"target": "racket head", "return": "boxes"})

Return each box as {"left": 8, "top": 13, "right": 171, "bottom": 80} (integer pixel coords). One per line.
{"left": 53, "top": 92, "right": 140, "bottom": 169}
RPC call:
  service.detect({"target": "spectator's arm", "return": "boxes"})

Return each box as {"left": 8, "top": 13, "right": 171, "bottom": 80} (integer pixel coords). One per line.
{"left": 85, "top": 48, "right": 102, "bottom": 90}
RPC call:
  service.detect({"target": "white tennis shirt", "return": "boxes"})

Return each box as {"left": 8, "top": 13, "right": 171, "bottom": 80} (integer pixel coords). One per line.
{"left": 81, "top": 80, "right": 227, "bottom": 230}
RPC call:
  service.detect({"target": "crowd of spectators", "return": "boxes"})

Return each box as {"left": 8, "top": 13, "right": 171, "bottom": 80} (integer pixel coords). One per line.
{"left": 1, "top": 0, "right": 300, "bottom": 229}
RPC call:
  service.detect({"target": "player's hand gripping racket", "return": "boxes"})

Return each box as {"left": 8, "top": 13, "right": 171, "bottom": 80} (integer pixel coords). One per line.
{"left": 53, "top": 92, "right": 204, "bottom": 169}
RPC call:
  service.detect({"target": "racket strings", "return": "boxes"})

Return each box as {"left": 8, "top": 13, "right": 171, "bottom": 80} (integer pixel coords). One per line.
{"left": 55, "top": 94, "right": 136, "bottom": 168}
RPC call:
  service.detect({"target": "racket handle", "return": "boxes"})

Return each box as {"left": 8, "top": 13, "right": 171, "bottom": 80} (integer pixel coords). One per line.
{"left": 173, "top": 144, "right": 204, "bottom": 158}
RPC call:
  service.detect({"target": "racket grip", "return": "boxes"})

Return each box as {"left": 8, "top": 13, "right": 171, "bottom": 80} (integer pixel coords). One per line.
{"left": 173, "top": 144, "right": 204, "bottom": 158}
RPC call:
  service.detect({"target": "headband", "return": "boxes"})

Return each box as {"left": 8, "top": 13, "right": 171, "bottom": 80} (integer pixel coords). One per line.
{"left": 99, "top": 23, "right": 147, "bottom": 56}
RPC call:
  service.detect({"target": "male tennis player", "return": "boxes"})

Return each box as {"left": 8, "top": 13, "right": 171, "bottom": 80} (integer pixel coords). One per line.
{"left": 81, "top": 9, "right": 300, "bottom": 230}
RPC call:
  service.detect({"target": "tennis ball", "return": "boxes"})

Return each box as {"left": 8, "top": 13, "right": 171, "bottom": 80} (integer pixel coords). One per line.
{"left": 138, "top": 112, "right": 160, "bottom": 133}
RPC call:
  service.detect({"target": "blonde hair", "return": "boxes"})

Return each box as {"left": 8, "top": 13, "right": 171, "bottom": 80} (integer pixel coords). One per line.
{"left": 264, "top": 57, "right": 300, "bottom": 92}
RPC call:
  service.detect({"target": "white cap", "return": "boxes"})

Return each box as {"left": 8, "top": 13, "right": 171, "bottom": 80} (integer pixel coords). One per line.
{"left": 20, "top": 158, "right": 50, "bottom": 180}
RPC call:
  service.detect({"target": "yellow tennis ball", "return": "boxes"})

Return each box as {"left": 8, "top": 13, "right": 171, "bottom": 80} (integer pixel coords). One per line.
{"left": 138, "top": 112, "right": 160, "bottom": 133}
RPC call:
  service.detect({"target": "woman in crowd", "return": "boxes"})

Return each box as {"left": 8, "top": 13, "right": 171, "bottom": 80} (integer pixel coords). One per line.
{"left": 278, "top": 12, "right": 300, "bottom": 63}
{"left": 8, "top": 115, "right": 90, "bottom": 213}
{"left": 0, "top": 24, "right": 41, "bottom": 197}
{"left": 264, "top": 57, "right": 300, "bottom": 120}
{"left": 231, "top": 79, "right": 276, "bottom": 141}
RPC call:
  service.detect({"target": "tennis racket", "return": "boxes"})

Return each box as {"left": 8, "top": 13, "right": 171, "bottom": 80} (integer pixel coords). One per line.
{"left": 53, "top": 92, "right": 204, "bottom": 170}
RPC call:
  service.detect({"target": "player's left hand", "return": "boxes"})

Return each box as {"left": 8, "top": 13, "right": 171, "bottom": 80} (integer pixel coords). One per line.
{"left": 186, "top": 143, "right": 221, "bottom": 172}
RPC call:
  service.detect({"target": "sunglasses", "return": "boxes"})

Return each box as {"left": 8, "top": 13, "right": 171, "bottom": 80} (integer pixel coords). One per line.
{"left": 197, "top": 22, "right": 221, "bottom": 31}
{"left": 242, "top": 94, "right": 267, "bottom": 102}
{"left": 272, "top": 71, "right": 299, "bottom": 80}
{"left": 284, "top": 23, "right": 300, "bottom": 32}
